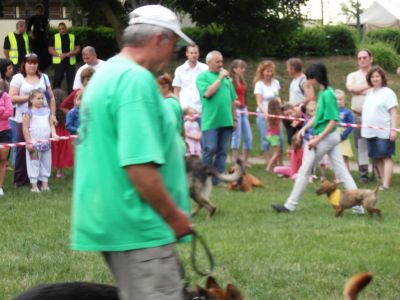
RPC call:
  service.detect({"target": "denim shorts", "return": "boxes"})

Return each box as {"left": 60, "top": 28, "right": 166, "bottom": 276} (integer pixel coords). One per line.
{"left": 367, "top": 137, "right": 395, "bottom": 158}
{"left": 0, "top": 129, "right": 12, "bottom": 143}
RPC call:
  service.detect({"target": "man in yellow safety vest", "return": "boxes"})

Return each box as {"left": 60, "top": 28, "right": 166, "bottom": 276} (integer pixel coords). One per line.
{"left": 48, "top": 22, "right": 80, "bottom": 93}
{"left": 3, "top": 20, "right": 31, "bottom": 73}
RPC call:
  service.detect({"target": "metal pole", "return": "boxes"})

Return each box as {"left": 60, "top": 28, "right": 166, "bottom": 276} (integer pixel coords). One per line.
{"left": 356, "top": 0, "right": 362, "bottom": 38}
{"left": 321, "top": 0, "right": 324, "bottom": 25}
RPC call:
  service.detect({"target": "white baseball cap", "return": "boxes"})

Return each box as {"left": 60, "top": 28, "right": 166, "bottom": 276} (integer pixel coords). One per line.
{"left": 129, "top": 5, "right": 194, "bottom": 45}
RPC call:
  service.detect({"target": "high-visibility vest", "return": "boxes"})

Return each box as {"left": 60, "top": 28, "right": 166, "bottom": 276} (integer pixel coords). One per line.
{"left": 52, "top": 33, "right": 76, "bottom": 65}
{"left": 8, "top": 32, "right": 30, "bottom": 65}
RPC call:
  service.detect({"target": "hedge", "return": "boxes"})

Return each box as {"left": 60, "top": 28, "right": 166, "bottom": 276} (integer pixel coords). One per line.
{"left": 365, "top": 28, "right": 400, "bottom": 54}
{"left": 49, "top": 24, "right": 358, "bottom": 60}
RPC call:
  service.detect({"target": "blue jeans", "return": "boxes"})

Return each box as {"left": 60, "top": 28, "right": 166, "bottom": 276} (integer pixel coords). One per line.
{"left": 202, "top": 127, "right": 232, "bottom": 185}
{"left": 9, "top": 119, "right": 18, "bottom": 166}
{"left": 231, "top": 108, "right": 252, "bottom": 150}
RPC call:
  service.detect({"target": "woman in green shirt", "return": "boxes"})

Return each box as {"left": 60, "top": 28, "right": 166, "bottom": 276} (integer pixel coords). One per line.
{"left": 272, "top": 63, "right": 359, "bottom": 213}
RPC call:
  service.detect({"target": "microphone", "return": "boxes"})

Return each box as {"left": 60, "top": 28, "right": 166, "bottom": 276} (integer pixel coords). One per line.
{"left": 219, "top": 67, "right": 230, "bottom": 79}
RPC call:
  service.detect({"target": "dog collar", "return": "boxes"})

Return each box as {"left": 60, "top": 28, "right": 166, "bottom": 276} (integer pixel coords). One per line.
{"left": 328, "top": 189, "right": 341, "bottom": 206}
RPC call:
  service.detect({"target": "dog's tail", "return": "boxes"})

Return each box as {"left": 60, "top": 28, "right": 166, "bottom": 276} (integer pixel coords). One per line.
{"left": 343, "top": 272, "right": 373, "bottom": 300}
{"left": 217, "top": 158, "right": 245, "bottom": 182}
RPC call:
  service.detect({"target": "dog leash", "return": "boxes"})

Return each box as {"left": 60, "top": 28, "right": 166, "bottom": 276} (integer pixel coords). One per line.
{"left": 190, "top": 230, "right": 215, "bottom": 276}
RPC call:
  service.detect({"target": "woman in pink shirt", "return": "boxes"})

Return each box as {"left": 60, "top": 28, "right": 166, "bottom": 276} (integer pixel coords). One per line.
{"left": 0, "top": 89, "right": 14, "bottom": 195}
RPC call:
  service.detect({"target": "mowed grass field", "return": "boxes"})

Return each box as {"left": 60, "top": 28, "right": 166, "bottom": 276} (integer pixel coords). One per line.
{"left": 2, "top": 56, "right": 400, "bottom": 299}
{"left": 1, "top": 166, "right": 400, "bottom": 300}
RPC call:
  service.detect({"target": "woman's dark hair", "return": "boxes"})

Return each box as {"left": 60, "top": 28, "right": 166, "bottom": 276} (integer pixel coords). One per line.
{"left": 0, "top": 58, "right": 13, "bottom": 80}
{"left": 20, "top": 53, "right": 41, "bottom": 78}
{"left": 366, "top": 65, "right": 387, "bottom": 87}
{"left": 305, "top": 63, "right": 329, "bottom": 89}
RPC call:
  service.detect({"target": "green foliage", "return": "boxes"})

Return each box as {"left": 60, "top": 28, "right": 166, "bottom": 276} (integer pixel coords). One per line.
{"left": 324, "top": 25, "right": 358, "bottom": 55}
{"left": 366, "top": 28, "right": 400, "bottom": 53}
{"left": 293, "top": 27, "right": 329, "bottom": 57}
{"left": 182, "top": 24, "right": 357, "bottom": 58}
{"left": 49, "top": 26, "right": 119, "bottom": 61}
{"left": 359, "top": 42, "right": 400, "bottom": 73}
{"left": 174, "top": 0, "right": 307, "bottom": 58}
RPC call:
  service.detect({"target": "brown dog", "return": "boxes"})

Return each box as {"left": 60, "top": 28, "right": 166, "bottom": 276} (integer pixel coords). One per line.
{"left": 226, "top": 165, "right": 264, "bottom": 192}
{"left": 316, "top": 180, "right": 381, "bottom": 218}
{"left": 194, "top": 276, "right": 245, "bottom": 300}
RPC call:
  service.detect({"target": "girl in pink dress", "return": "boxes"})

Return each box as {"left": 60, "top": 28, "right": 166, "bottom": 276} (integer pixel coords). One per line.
{"left": 184, "top": 107, "right": 201, "bottom": 159}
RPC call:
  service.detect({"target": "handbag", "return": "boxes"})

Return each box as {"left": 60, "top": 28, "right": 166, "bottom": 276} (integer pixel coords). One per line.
{"left": 42, "top": 74, "right": 50, "bottom": 107}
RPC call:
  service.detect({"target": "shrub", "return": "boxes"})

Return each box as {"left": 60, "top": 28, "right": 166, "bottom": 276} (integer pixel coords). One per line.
{"left": 323, "top": 25, "right": 357, "bottom": 55}
{"left": 358, "top": 42, "right": 400, "bottom": 73}
{"left": 293, "top": 27, "right": 329, "bottom": 56}
{"left": 49, "top": 26, "right": 119, "bottom": 61}
{"left": 366, "top": 28, "right": 400, "bottom": 53}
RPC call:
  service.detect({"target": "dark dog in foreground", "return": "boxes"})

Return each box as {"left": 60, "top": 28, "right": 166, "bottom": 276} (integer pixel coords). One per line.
{"left": 12, "top": 276, "right": 244, "bottom": 300}
{"left": 316, "top": 180, "right": 381, "bottom": 218}
{"left": 12, "top": 273, "right": 372, "bottom": 300}
{"left": 185, "top": 157, "right": 245, "bottom": 218}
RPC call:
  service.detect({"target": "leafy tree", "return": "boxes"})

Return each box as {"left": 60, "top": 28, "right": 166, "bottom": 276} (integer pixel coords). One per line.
{"left": 340, "top": 0, "right": 364, "bottom": 23}
{"left": 170, "top": 0, "right": 309, "bottom": 57}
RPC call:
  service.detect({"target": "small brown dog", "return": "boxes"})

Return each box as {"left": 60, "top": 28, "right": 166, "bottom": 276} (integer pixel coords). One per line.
{"left": 226, "top": 165, "right": 264, "bottom": 192}
{"left": 193, "top": 276, "right": 245, "bottom": 300}
{"left": 316, "top": 180, "right": 381, "bottom": 218}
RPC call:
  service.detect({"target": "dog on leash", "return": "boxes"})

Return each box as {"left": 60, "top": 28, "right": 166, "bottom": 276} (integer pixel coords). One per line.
{"left": 12, "top": 273, "right": 372, "bottom": 300}
{"left": 11, "top": 276, "right": 244, "bottom": 300}
{"left": 185, "top": 157, "right": 245, "bottom": 218}
{"left": 226, "top": 164, "right": 264, "bottom": 192}
{"left": 316, "top": 179, "right": 381, "bottom": 218}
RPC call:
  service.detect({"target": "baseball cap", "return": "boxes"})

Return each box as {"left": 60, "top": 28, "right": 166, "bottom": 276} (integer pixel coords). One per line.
{"left": 129, "top": 5, "right": 194, "bottom": 45}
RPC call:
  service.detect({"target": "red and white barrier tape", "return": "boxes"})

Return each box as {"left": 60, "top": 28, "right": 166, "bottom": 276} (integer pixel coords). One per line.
{"left": 0, "top": 110, "right": 397, "bottom": 149}
{"left": 0, "top": 135, "right": 78, "bottom": 149}
{"left": 239, "top": 110, "right": 400, "bottom": 133}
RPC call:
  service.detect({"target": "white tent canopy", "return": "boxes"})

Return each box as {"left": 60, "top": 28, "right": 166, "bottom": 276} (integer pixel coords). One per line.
{"left": 359, "top": 1, "right": 400, "bottom": 31}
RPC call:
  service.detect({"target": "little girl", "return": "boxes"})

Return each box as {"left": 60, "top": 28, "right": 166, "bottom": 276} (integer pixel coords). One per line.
{"left": 335, "top": 89, "right": 353, "bottom": 170}
{"left": 274, "top": 135, "right": 303, "bottom": 180}
{"left": 66, "top": 90, "right": 81, "bottom": 135}
{"left": 265, "top": 98, "right": 282, "bottom": 171}
{"left": 22, "top": 90, "right": 58, "bottom": 192}
{"left": 184, "top": 107, "right": 201, "bottom": 159}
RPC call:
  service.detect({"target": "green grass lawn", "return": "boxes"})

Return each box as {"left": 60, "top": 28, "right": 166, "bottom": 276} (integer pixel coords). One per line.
{"left": 1, "top": 166, "right": 400, "bottom": 300}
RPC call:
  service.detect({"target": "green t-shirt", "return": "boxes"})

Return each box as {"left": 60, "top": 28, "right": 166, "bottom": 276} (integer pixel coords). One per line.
{"left": 196, "top": 71, "right": 237, "bottom": 131}
{"left": 165, "top": 96, "right": 186, "bottom": 154}
{"left": 313, "top": 87, "right": 339, "bottom": 135}
{"left": 71, "top": 56, "right": 190, "bottom": 251}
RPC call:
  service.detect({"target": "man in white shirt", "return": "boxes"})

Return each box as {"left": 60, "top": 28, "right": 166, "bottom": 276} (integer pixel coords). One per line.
{"left": 346, "top": 49, "right": 373, "bottom": 183}
{"left": 72, "top": 46, "right": 104, "bottom": 90}
{"left": 173, "top": 44, "right": 208, "bottom": 113}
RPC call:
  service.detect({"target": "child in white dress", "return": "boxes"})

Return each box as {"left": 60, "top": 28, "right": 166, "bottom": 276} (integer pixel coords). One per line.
{"left": 184, "top": 107, "right": 202, "bottom": 159}
{"left": 22, "top": 90, "right": 58, "bottom": 192}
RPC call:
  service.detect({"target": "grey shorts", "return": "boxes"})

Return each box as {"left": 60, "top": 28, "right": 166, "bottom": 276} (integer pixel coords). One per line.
{"left": 102, "top": 243, "right": 183, "bottom": 300}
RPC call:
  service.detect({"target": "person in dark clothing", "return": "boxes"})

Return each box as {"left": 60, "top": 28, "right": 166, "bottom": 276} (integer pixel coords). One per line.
{"left": 3, "top": 20, "right": 31, "bottom": 74}
{"left": 27, "top": 3, "right": 50, "bottom": 71}
{"left": 48, "top": 22, "right": 80, "bottom": 93}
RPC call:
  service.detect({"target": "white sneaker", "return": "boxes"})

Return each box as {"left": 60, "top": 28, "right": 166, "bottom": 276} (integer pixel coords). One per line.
{"left": 352, "top": 205, "right": 365, "bottom": 215}
{"left": 0, "top": 187, "right": 4, "bottom": 196}
{"left": 31, "top": 187, "right": 40, "bottom": 193}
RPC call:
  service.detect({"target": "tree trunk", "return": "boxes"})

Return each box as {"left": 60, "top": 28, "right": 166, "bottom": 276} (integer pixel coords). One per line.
{"left": 97, "top": 0, "right": 123, "bottom": 49}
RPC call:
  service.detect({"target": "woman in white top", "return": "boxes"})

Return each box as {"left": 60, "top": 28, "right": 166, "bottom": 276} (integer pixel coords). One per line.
{"left": 361, "top": 66, "right": 398, "bottom": 190}
{"left": 8, "top": 53, "right": 56, "bottom": 187}
{"left": 253, "top": 60, "right": 281, "bottom": 168}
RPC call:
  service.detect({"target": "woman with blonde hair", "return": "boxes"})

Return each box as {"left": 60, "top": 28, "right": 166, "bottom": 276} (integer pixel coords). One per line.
{"left": 253, "top": 60, "right": 281, "bottom": 169}
{"left": 229, "top": 59, "right": 252, "bottom": 167}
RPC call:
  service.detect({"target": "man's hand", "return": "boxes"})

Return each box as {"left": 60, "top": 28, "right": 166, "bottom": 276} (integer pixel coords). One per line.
{"left": 164, "top": 209, "right": 192, "bottom": 239}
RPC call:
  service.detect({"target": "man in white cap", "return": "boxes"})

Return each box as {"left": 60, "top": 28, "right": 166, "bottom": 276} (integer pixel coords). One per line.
{"left": 71, "top": 5, "right": 193, "bottom": 300}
